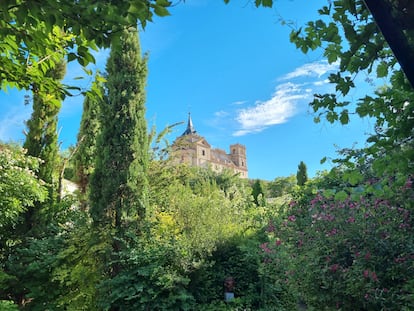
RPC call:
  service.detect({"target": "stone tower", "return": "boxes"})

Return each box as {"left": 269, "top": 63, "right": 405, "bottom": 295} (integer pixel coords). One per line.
{"left": 229, "top": 144, "right": 247, "bottom": 171}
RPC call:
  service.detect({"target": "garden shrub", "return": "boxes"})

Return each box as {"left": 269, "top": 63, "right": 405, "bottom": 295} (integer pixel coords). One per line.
{"left": 273, "top": 174, "right": 414, "bottom": 310}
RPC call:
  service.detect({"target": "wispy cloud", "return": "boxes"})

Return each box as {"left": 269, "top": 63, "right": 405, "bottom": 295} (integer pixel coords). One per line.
{"left": 215, "top": 110, "right": 229, "bottom": 117}
{"left": 313, "top": 79, "right": 330, "bottom": 86}
{"left": 229, "top": 60, "right": 338, "bottom": 136}
{"left": 0, "top": 104, "right": 31, "bottom": 143}
{"left": 233, "top": 82, "right": 310, "bottom": 136}
{"left": 231, "top": 100, "right": 246, "bottom": 106}
{"left": 279, "top": 60, "right": 338, "bottom": 80}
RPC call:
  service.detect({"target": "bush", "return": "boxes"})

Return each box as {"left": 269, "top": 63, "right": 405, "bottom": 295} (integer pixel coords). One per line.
{"left": 274, "top": 175, "right": 414, "bottom": 310}
{"left": 0, "top": 301, "right": 19, "bottom": 311}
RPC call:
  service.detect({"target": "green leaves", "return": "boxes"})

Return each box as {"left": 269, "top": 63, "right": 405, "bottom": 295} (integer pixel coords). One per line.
{"left": 254, "top": 0, "right": 273, "bottom": 8}
{"left": 153, "top": 0, "right": 171, "bottom": 16}
{"left": 343, "top": 170, "right": 363, "bottom": 186}
{"left": 339, "top": 109, "right": 349, "bottom": 124}
{"left": 333, "top": 189, "right": 348, "bottom": 201}
{"left": 289, "top": 0, "right": 414, "bottom": 179}
{"left": 376, "top": 61, "right": 389, "bottom": 78}
{"left": 279, "top": 171, "right": 414, "bottom": 310}
{"left": 0, "top": 144, "right": 47, "bottom": 229}
{"left": 0, "top": 0, "right": 172, "bottom": 98}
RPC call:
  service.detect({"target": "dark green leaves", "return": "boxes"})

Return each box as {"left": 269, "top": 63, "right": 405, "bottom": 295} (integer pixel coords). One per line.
{"left": 0, "top": 0, "right": 172, "bottom": 98}
{"left": 254, "top": 0, "right": 273, "bottom": 8}
{"left": 376, "top": 61, "right": 389, "bottom": 78}
{"left": 339, "top": 109, "right": 349, "bottom": 124}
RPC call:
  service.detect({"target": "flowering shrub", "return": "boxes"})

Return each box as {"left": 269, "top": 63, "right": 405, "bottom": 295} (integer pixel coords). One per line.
{"left": 0, "top": 143, "right": 47, "bottom": 228}
{"left": 268, "top": 175, "right": 414, "bottom": 310}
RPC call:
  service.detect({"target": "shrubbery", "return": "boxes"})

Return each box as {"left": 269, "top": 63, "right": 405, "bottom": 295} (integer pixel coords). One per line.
{"left": 268, "top": 172, "right": 414, "bottom": 310}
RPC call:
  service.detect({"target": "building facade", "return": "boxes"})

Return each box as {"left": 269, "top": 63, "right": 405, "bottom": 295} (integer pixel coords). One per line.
{"left": 172, "top": 114, "right": 248, "bottom": 178}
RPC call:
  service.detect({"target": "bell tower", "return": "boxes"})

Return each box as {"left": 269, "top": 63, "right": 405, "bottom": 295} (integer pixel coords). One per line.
{"left": 229, "top": 144, "right": 247, "bottom": 170}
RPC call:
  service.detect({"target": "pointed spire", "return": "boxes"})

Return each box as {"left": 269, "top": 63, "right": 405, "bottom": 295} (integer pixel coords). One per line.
{"left": 181, "top": 112, "right": 197, "bottom": 136}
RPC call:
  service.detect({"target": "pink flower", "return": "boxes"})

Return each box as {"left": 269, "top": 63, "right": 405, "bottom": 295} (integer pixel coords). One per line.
{"left": 275, "top": 239, "right": 282, "bottom": 246}
{"left": 347, "top": 216, "right": 355, "bottom": 223}
{"left": 365, "top": 252, "right": 371, "bottom": 260}
{"left": 326, "top": 228, "right": 338, "bottom": 236}
{"left": 287, "top": 215, "right": 296, "bottom": 222}
{"left": 403, "top": 178, "right": 412, "bottom": 190}
{"left": 330, "top": 264, "right": 339, "bottom": 272}
{"left": 371, "top": 271, "right": 378, "bottom": 282}
{"left": 348, "top": 202, "right": 357, "bottom": 209}
{"left": 363, "top": 270, "right": 369, "bottom": 278}
{"left": 266, "top": 221, "right": 275, "bottom": 232}
{"left": 260, "top": 242, "right": 271, "bottom": 253}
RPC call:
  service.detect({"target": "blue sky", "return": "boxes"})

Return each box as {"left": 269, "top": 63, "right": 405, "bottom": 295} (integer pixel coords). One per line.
{"left": 0, "top": 0, "right": 376, "bottom": 180}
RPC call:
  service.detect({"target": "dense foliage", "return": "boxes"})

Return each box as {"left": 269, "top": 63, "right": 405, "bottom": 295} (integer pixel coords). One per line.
{"left": 296, "top": 161, "right": 308, "bottom": 186}
{"left": 0, "top": 144, "right": 47, "bottom": 238}
{"left": 269, "top": 168, "right": 414, "bottom": 310}
{"left": 89, "top": 27, "right": 149, "bottom": 230}
{"left": 21, "top": 59, "right": 66, "bottom": 235}
{"left": 1, "top": 0, "right": 413, "bottom": 309}
{"left": 73, "top": 75, "right": 103, "bottom": 202}
{"left": 0, "top": 0, "right": 171, "bottom": 100}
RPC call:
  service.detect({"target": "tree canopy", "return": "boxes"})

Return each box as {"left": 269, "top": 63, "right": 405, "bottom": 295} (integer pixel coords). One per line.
{"left": 0, "top": 0, "right": 171, "bottom": 100}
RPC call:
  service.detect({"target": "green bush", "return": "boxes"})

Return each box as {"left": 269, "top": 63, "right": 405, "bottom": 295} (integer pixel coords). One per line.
{"left": 274, "top": 175, "right": 414, "bottom": 310}
{"left": 0, "top": 301, "right": 19, "bottom": 311}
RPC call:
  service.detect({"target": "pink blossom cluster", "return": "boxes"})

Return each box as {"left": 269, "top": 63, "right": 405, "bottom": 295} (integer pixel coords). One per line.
{"left": 260, "top": 242, "right": 272, "bottom": 254}
{"left": 363, "top": 269, "right": 378, "bottom": 282}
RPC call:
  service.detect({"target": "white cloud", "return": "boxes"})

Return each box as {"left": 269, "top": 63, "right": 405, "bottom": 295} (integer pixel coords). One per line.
{"left": 280, "top": 60, "right": 338, "bottom": 81}
{"left": 214, "top": 110, "right": 229, "bottom": 117}
{"left": 313, "top": 79, "right": 330, "bottom": 86}
{"left": 233, "top": 82, "right": 310, "bottom": 136}
{"left": 0, "top": 104, "right": 31, "bottom": 143}
{"left": 231, "top": 100, "right": 246, "bottom": 106}
{"left": 212, "top": 60, "right": 337, "bottom": 137}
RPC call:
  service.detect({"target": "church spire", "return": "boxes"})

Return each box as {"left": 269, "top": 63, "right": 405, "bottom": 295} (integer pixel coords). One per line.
{"left": 181, "top": 112, "right": 197, "bottom": 136}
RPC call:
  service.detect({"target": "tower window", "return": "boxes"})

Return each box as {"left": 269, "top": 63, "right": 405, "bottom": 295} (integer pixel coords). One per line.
{"left": 202, "top": 150, "right": 205, "bottom": 156}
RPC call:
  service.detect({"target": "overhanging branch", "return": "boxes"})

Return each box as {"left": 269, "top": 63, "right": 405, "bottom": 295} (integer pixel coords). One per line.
{"left": 363, "top": 0, "right": 414, "bottom": 88}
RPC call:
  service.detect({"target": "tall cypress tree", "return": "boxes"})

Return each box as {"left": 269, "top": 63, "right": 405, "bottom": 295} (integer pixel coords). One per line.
{"left": 251, "top": 179, "right": 266, "bottom": 206}
{"left": 73, "top": 76, "right": 103, "bottom": 209}
{"left": 23, "top": 59, "right": 66, "bottom": 232}
{"left": 296, "top": 161, "right": 308, "bottom": 186}
{"left": 89, "top": 27, "right": 149, "bottom": 234}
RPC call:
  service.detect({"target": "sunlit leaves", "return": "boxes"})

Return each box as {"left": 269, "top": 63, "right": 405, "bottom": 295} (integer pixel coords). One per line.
{"left": 0, "top": 0, "right": 172, "bottom": 98}
{"left": 342, "top": 170, "right": 363, "bottom": 186}
{"left": 285, "top": 0, "right": 414, "bottom": 177}
{"left": 153, "top": 0, "right": 171, "bottom": 17}
{"left": 0, "top": 144, "right": 47, "bottom": 228}
{"left": 376, "top": 61, "right": 389, "bottom": 78}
